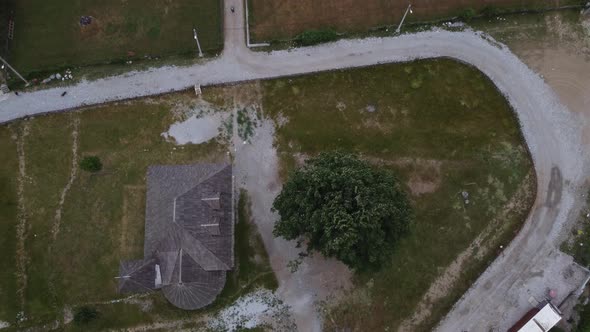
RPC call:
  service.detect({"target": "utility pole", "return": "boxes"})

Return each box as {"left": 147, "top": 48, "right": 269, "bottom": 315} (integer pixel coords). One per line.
{"left": 0, "top": 55, "right": 29, "bottom": 86}
{"left": 193, "top": 28, "right": 204, "bottom": 58}
{"left": 396, "top": 4, "right": 413, "bottom": 34}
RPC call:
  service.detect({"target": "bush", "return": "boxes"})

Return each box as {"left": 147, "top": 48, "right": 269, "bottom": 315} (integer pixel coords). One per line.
{"left": 272, "top": 151, "right": 413, "bottom": 270}
{"left": 459, "top": 8, "right": 476, "bottom": 21}
{"left": 74, "top": 306, "right": 99, "bottom": 325}
{"left": 79, "top": 156, "right": 102, "bottom": 172}
{"left": 481, "top": 6, "right": 501, "bottom": 17}
{"left": 295, "top": 29, "right": 338, "bottom": 46}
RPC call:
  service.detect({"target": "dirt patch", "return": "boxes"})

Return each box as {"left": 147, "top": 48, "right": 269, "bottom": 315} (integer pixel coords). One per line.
{"left": 52, "top": 116, "right": 80, "bottom": 240}
{"left": 368, "top": 157, "right": 443, "bottom": 196}
{"left": 79, "top": 18, "right": 102, "bottom": 39}
{"left": 224, "top": 82, "right": 264, "bottom": 107}
{"left": 359, "top": 117, "right": 393, "bottom": 133}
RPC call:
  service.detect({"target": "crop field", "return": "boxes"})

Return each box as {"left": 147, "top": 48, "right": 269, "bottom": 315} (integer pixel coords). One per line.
{"left": 0, "top": 93, "right": 276, "bottom": 330}
{"left": 258, "top": 59, "right": 535, "bottom": 330}
{"left": 9, "top": 0, "right": 223, "bottom": 76}
{"left": 249, "top": 0, "right": 579, "bottom": 41}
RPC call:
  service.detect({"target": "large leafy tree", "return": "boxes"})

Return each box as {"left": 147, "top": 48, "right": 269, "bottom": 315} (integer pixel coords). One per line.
{"left": 273, "top": 151, "right": 412, "bottom": 270}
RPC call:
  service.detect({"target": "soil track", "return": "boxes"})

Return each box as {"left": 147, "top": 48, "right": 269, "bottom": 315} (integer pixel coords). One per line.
{"left": 1, "top": 1, "right": 589, "bottom": 330}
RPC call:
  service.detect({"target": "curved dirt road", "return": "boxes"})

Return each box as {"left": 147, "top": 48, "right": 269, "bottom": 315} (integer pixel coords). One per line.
{"left": 1, "top": 1, "right": 589, "bottom": 330}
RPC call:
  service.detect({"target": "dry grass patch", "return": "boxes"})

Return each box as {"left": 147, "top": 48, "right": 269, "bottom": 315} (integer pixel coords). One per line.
{"left": 249, "top": 0, "right": 579, "bottom": 41}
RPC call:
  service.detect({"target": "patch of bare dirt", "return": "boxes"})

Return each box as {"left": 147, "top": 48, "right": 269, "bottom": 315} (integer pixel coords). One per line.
{"left": 222, "top": 81, "right": 264, "bottom": 107}
{"left": 368, "top": 157, "right": 443, "bottom": 196}
{"left": 358, "top": 117, "right": 393, "bottom": 133}
{"left": 52, "top": 116, "right": 80, "bottom": 240}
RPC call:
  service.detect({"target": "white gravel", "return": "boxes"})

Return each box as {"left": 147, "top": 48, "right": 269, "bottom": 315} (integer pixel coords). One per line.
{"left": 0, "top": 321, "right": 9, "bottom": 330}
{"left": 208, "top": 289, "right": 295, "bottom": 331}
{"left": 1, "top": 4, "right": 588, "bottom": 330}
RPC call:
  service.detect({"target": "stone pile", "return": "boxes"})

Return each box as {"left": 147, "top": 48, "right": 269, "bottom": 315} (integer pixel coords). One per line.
{"left": 41, "top": 69, "right": 74, "bottom": 84}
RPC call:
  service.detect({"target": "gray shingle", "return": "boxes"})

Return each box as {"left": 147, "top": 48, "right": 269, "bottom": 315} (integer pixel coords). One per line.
{"left": 118, "top": 163, "right": 233, "bottom": 310}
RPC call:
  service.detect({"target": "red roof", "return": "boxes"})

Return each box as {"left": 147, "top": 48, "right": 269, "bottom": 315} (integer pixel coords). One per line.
{"left": 508, "top": 308, "right": 541, "bottom": 332}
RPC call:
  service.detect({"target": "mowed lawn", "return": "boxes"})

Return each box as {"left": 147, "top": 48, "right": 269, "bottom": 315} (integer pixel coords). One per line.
{"left": 260, "top": 59, "right": 535, "bottom": 330}
{"left": 249, "top": 0, "right": 578, "bottom": 41}
{"left": 11, "top": 0, "right": 223, "bottom": 75}
{"left": 0, "top": 93, "right": 276, "bottom": 330}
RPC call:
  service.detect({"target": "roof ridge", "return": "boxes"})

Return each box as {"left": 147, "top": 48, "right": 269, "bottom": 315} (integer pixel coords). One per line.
{"left": 181, "top": 232, "right": 230, "bottom": 271}
{"left": 172, "top": 163, "right": 230, "bottom": 202}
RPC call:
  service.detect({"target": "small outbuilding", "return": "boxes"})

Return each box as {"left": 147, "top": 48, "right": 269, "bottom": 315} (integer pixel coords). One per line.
{"left": 117, "top": 163, "right": 233, "bottom": 310}
{"left": 508, "top": 301, "right": 562, "bottom": 332}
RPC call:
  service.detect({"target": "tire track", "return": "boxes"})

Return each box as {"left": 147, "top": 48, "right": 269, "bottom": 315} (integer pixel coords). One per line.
{"left": 51, "top": 116, "right": 80, "bottom": 240}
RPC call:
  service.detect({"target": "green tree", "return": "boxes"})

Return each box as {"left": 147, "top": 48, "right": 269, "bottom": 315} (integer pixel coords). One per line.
{"left": 272, "top": 152, "right": 412, "bottom": 270}
{"left": 79, "top": 156, "right": 102, "bottom": 172}
{"left": 459, "top": 8, "right": 476, "bottom": 21}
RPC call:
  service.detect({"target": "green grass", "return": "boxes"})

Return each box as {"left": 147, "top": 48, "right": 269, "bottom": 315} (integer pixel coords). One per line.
{"left": 260, "top": 58, "right": 535, "bottom": 330}
{"left": 469, "top": 8, "right": 586, "bottom": 45}
{"left": 562, "top": 190, "right": 590, "bottom": 266}
{"left": 0, "top": 91, "right": 278, "bottom": 330}
{"left": 10, "top": 0, "right": 223, "bottom": 77}
{"left": 0, "top": 126, "right": 19, "bottom": 323}
{"left": 0, "top": 58, "right": 535, "bottom": 330}
{"left": 249, "top": 0, "right": 582, "bottom": 44}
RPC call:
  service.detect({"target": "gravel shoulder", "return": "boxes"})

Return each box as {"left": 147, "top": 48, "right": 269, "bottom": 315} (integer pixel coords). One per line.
{"left": 1, "top": 6, "right": 588, "bottom": 331}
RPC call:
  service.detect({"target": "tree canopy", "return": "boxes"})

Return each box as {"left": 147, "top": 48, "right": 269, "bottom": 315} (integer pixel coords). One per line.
{"left": 272, "top": 151, "right": 412, "bottom": 270}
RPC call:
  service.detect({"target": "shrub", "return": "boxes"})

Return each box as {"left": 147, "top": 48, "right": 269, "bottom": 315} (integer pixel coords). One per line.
{"left": 272, "top": 151, "right": 413, "bottom": 270}
{"left": 79, "top": 156, "right": 102, "bottom": 172}
{"left": 459, "top": 8, "right": 476, "bottom": 21}
{"left": 295, "top": 29, "right": 338, "bottom": 46}
{"left": 481, "top": 6, "right": 501, "bottom": 17}
{"left": 74, "top": 306, "right": 99, "bottom": 325}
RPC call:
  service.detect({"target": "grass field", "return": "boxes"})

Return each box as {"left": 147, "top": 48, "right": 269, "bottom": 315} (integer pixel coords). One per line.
{"left": 249, "top": 0, "right": 580, "bottom": 41}
{"left": 259, "top": 59, "right": 535, "bottom": 330}
{"left": 10, "top": 0, "right": 223, "bottom": 77}
{"left": 0, "top": 93, "right": 276, "bottom": 330}
{"left": 0, "top": 58, "right": 535, "bottom": 330}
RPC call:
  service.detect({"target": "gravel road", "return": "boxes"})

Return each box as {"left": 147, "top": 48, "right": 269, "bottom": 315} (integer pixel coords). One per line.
{"left": 2, "top": 1, "right": 589, "bottom": 330}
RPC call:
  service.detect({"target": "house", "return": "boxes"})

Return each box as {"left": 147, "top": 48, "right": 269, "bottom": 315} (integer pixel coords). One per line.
{"left": 117, "top": 163, "right": 233, "bottom": 310}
